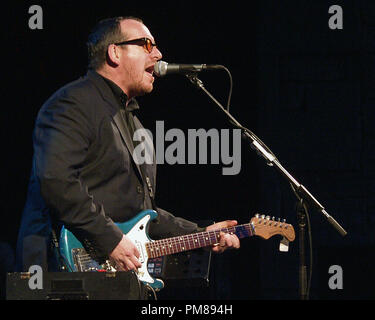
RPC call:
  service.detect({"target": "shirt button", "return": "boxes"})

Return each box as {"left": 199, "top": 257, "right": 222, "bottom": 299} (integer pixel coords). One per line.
{"left": 137, "top": 186, "right": 143, "bottom": 194}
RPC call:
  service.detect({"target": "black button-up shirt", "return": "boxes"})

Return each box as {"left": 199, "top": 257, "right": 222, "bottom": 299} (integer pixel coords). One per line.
{"left": 100, "top": 74, "right": 140, "bottom": 148}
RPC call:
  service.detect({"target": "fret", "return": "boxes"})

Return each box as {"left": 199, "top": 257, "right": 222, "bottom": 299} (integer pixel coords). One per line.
{"left": 192, "top": 232, "right": 201, "bottom": 249}
{"left": 208, "top": 230, "right": 217, "bottom": 245}
{"left": 203, "top": 232, "right": 210, "bottom": 246}
{"left": 181, "top": 235, "right": 187, "bottom": 251}
{"left": 166, "top": 238, "right": 173, "bottom": 255}
{"left": 159, "top": 238, "right": 167, "bottom": 256}
{"left": 186, "top": 234, "right": 193, "bottom": 250}
{"left": 167, "top": 240, "right": 173, "bottom": 254}
{"left": 167, "top": 238, "right": 173, "bottom": 255}
{"left": 198, "top": 232, "right": 205, "bottom": 247}
{"left": 174, "top": 237, "right": 180, "bottom": 254}
{"left": 146, "top": 242, "right": 154, "bottom": 258}
{"left": 177, "top": 236, "right": 183, "bottom": 252}
{"left": 213, "top": 230, "right": 220, "bottom": 244}
{"left": 234, "top": 224, "right": 251, "bottom": 238}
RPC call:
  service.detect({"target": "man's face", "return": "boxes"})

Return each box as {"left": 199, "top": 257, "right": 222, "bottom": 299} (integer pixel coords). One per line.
{"left": 118, "top": 19, "right": 162, "bottom": 98}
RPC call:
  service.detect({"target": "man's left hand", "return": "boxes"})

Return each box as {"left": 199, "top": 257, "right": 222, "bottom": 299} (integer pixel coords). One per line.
{"left": 206, "top": 220, "right": 240, "bottom": 253}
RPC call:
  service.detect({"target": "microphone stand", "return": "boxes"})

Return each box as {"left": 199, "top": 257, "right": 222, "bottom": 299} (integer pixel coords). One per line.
{"left": 185, "top": 72, "right": 347, "bottom": 300}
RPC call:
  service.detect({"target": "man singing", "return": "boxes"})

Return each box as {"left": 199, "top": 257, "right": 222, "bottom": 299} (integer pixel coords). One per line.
{"left": 16, "top": 16, "right": 240, "bottom": 295}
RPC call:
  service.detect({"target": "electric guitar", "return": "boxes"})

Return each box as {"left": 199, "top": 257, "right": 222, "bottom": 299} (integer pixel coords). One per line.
{"left": 59, "top": 209, "right": 295, "bottom": 290}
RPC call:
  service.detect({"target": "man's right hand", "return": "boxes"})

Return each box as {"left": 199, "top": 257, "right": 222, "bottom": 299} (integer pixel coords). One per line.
{"left": 109, "top": 235, "right": 142, "bottom": 271}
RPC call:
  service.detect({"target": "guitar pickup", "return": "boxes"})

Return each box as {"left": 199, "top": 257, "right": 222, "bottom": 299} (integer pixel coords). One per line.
{"left": 135, "top": 241, "right": 145, "bottom": 263}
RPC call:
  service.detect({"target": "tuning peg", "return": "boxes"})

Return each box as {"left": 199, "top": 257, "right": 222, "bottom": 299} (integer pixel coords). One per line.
{"left": 272, "top": 216, "right": 278, "bottom": 226}
{"left": 277, "top": 218, "right": 283, "bottom": 227}
{"left": 255, "top": 213, "right": 260, "bottom": 218}
{"left": 282, "top": 218, "right": 289, "bottom": 228}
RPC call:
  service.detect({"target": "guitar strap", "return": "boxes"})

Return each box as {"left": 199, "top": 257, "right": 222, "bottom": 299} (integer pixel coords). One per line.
{"left": 126, "top": 110, "right": 158, "bottom": 212}
{"left": 140, "top": 164, "right": 157, "bottom": 211}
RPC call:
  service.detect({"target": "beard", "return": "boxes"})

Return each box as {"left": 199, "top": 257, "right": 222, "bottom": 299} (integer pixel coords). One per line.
{"left": 127, "top": 72, "right": 154, "bottom": 98}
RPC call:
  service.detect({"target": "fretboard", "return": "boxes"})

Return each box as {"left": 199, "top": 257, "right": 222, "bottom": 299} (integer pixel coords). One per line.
{"left": 146, "top": 223, "right": 255, "bottom": 258}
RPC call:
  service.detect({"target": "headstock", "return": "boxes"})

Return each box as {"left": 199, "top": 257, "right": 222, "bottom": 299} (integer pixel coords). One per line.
{"left": 250, "top": 214, "right": 295, "bottom": 242}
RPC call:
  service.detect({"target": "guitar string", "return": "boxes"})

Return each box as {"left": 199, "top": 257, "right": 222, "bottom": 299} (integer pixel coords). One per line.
{"left": 75, "top": 228, "right": 224, "bottom": 263}
{"left": 75, "top": 223, "right": 255, "bottom": 263}
{"left": 75, "top": 220, "right": 288, "bottom": 263}
{"left": 75, "top": 229, "right": 234, "bottom": 263}
{"left": 147, "top": 223, "right": 256, "bottom": 258}
{"left": 148, "top": 225, "right": 247, "bottom": 255}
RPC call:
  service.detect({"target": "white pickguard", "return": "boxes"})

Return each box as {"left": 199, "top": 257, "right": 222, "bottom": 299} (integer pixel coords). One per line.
{"left": 126, "top": 214, "right": 163, "bottom": 288}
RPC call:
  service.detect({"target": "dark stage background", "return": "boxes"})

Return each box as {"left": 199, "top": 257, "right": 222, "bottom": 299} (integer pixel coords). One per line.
{"left": 1, "top": 0, "right": 374, "bottom": 300}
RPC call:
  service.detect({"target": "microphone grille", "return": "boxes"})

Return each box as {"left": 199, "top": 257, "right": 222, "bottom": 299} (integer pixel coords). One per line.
{"left": 154, "top": 60, "right": 168, "bottom": 77}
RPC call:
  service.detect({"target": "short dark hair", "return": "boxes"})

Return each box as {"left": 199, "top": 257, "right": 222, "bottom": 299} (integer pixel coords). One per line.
{"left": 87, "top": 16, "right": 143, "bottom": 70}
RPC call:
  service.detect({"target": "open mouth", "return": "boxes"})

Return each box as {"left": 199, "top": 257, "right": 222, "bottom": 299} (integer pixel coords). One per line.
{"left": 145, "top": 65, "right": 154, "bottom": 77}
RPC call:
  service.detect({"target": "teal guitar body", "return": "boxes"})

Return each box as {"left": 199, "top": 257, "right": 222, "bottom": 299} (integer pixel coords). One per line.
{"left": 59, "top": 209, "right": 165, "bottom": 291}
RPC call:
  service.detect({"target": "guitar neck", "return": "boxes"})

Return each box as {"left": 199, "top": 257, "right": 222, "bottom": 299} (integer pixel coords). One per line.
{"left": 146, "top": 223, "right": 254, "bottom": 259}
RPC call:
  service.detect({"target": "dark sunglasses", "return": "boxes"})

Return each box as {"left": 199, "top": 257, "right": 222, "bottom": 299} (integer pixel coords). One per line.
{"left": 114, "top": 37, "right": 157, "bottom": 53}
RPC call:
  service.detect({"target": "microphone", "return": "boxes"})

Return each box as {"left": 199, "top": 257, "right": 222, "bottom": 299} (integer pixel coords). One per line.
{"left": 154, "top": 60, "right": 223, "bottom": 77}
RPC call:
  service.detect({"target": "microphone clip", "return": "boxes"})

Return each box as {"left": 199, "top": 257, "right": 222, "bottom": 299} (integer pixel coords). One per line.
{"left": 185, "top": 73, "right": 204, "bottom": 90}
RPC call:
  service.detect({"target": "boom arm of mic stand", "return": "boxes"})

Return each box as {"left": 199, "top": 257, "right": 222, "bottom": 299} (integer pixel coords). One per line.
{"left": 186, "top": 73, "right": 347, "bottom": 237}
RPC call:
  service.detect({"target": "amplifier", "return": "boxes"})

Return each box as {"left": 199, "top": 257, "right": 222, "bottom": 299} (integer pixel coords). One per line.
{"left": 7, "top": 248, "right": 211, "bottom": 300}
{"left": 6, "top": 271, "right": 147, "bottom": 300}
{"left": 158, "top": 248, "right": 212, "bottom": 287}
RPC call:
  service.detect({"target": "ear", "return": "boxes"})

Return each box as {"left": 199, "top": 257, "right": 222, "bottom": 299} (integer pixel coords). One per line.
{"left": 107, "top": 44, "right": 121, "bottom": 66}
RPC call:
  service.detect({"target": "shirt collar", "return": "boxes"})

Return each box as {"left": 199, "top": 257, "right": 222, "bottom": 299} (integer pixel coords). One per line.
{"left": 97, "top": 72, "right": 140, "bottom": 112}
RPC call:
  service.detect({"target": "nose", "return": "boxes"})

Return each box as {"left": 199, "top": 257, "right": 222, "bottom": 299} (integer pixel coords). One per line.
{"left": 152, "top": 46, "right": 162, "bottom": 61}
